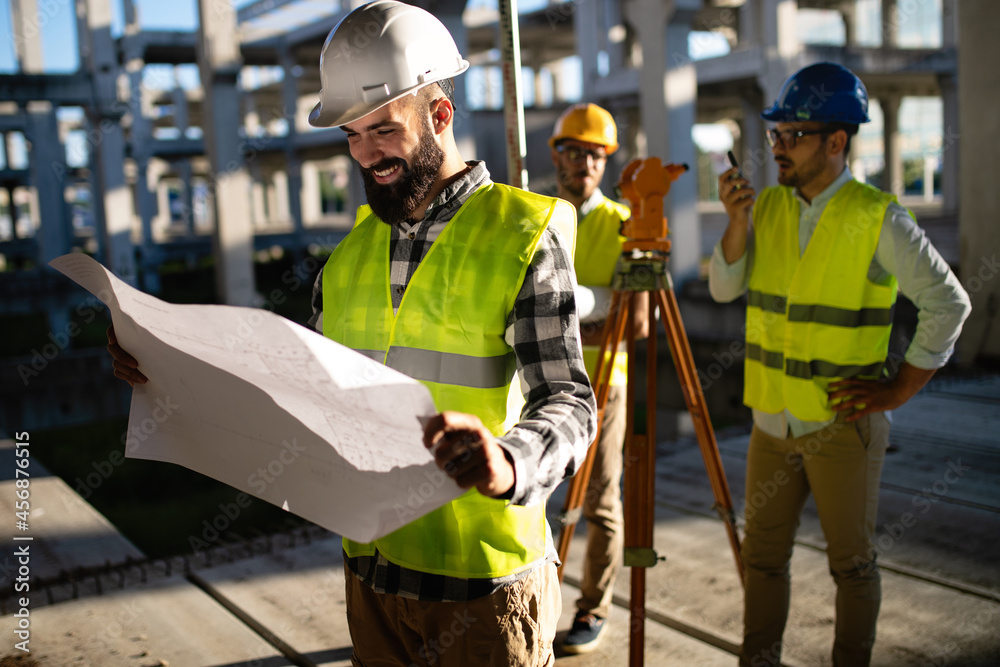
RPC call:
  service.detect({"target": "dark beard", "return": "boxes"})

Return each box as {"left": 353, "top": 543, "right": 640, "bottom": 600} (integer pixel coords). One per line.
{"left": 360, "top": 126, "right": 445, "bottom": 225}
{"left": 558, "top": 167, "right": 586, "bottom": 199}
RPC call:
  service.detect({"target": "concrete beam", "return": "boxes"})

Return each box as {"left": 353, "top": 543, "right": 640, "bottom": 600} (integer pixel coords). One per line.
{"left": 0, "top": 74, "right": 94, "bottom": 106}
{"left": 237, "top": 0, "right": 300, "bottom": 24}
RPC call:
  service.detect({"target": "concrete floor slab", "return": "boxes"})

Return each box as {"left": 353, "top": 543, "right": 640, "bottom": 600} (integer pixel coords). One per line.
{"left": 1, "top": 373, "right": 998, "bottom": 666}
{"left": 0, "top": 442, "right": 292, "bottom": 667}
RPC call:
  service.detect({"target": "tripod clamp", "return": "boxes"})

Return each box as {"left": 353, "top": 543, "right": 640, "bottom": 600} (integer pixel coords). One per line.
{"left": 613, "top": 250, "right": 673, "bottom": 293}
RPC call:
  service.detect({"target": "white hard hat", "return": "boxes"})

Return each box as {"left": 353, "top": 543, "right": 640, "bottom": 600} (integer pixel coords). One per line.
{"left": 308, "top": 0, "right": 470, "bottom": 128}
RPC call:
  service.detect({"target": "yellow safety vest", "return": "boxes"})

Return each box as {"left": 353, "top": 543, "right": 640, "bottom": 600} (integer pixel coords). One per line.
{"left": 575, "top": 196, "right": 631, "bottom": 387}
{"left": 745, "top": 179, "right": 898, "bottom": 421}
{"left": 322, "top": 183, "right": 576, "bottom": 578}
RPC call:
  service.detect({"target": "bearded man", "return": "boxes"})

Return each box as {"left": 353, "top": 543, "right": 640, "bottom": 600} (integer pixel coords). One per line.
{"left": 109, "top": 3, "right": 596, "bottom": 665}
{"left": 710, "top": 61, "right": 970, "bottom": 667}
{"left": 298, "top": 3, "right": 597, "bottom": 665}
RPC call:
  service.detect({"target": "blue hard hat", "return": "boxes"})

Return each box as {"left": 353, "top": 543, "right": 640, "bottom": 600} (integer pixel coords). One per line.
{"left": 761, "top": 62, "right": 870, "bottom": 124}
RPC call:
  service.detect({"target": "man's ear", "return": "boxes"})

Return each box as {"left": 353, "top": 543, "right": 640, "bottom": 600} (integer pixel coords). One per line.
{"left": 827, "top": 129, "right": 847, "bottom": 157}
{"left": 430, "top": 97, "right": 454, "bottom": 135}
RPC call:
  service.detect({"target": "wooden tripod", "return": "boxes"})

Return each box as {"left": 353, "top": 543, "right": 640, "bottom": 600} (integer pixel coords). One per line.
{"left": 555, "top": 158, "right": 745, "bottom": 667}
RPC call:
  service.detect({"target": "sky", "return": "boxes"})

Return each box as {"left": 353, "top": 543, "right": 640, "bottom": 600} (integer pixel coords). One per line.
{"left": 0, "top": 0, "right": 257, "bottom": 72}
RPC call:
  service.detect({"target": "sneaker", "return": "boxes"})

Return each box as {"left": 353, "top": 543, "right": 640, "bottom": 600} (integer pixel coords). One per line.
{"left": 562, "top": 611, "right": 607, "bottom": 654}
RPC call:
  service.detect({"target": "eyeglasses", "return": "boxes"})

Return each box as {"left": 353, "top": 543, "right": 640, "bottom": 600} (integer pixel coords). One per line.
{"left": 555, "top": 144, "right": 608, "bottom": 162}
{"left": 766, "top": 128, "right": 829, "bottom": 149}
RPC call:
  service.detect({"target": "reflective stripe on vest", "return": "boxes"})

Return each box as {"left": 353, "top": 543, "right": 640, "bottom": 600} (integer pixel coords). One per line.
{"left": 745, "top": 179, "right": 898, "bottom": 421}
{"left": 575, "top": 196, "right": 631, "bottom": 386}
{"left": 322, "top": 182, "right": 577, "bottom": 578}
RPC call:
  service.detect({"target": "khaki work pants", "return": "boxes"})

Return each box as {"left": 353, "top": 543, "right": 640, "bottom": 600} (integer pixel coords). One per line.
{"left": 345, "top": 561, "right": 560, "bottom": 667}
{"left": 739, "top": 411, "right": 890, "bottom": 667}
{"left": 574, "top": 383, "right": 627, "bottom": 619}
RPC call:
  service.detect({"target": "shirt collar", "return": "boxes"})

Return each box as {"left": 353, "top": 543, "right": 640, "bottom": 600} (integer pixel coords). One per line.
{"left": 578, "top": 188, "right": 605, "bottom": 219}
{"left": 422, "top": 160, "right": 492, "bottom": 224}
{"left": 797, "top": 166, "right": 853, "bottom": 210}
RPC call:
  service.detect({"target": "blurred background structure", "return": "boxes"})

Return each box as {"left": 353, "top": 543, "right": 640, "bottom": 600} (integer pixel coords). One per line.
{"left": 3, "top": 0, "right": 998, "bottom": 436}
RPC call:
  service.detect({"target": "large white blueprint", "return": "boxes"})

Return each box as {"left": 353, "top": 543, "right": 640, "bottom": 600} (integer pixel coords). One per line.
{"left": 50, "top": 253, "right": 464, "bottom": 542}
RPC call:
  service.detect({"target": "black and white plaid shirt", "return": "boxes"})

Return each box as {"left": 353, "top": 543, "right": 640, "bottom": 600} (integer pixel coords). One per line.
{"left": 309, "top": 161, "right": 597, "bottom": 601}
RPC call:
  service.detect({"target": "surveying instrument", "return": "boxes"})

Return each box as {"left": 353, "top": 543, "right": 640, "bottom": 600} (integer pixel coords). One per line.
{"left": 556, "top": 158, "right": 745, "bottom": 666}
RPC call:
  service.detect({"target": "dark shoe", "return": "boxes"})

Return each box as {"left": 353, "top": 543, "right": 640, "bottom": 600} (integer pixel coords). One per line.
{"left": 563, "top": 611, "right": 607, "bottom": 654}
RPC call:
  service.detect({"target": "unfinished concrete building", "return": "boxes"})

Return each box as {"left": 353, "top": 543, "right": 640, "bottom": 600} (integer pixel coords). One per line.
{"left": 2, "top": 0, "right": 998, "bottom": 432}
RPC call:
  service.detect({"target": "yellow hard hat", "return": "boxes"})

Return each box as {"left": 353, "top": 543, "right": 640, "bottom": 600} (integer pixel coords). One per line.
{"left": 549, "top": 103, "right": 618, "bottom": 154}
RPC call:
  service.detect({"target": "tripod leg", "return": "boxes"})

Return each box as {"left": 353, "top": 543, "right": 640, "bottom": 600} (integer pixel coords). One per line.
{"left": 556, "top": 290, "right": 633, "bottom": 582}
{"left": 624, "top": 289, "right": 658, "bottom": 667}
{"left": 654, "top": 285, "right": 745, "bottom": 585}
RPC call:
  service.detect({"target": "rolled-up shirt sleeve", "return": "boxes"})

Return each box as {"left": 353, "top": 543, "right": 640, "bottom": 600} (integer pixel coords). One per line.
{"left": 876, "top": 203, "right": 972, "bottom": 369}
{"left": 708, "top": 237, "right": 752, "bottom": 303}
{"left": 499, "top": 226, "right": 598, "bottom": 507}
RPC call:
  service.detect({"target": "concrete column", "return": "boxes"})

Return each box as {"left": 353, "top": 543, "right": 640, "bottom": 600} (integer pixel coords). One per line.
{"left": 533, "top": 66, "right": 546, "bottom": 108}
{"left": 301, "top": 161, "right": 321, "bottom": 224}
{"left": 251, "top": 173, "right": 267, "bottom": 227}
{"left": 155, "top": 176, "right": 171, "bottom": 231}
{"left": 123, "top": 0, "right": 161, "bottom": 293}
{"left": 285, "top": 155, "right": 305, "bottom": 233}
{"left": 11, "top": 0, "right": 44, "bottom": 73}
{"left": 839, "top": 0, "right": 857, "bottom": 47}
{"left": 623, "top": 0, "right": 702, "bottom": 281}
{"left": 772, "top": 0, "right": 800, "bottom": 58}
{"left": 922, "top": 155, "right": 935, "bottom": 203}
{"left": 882, "top": 0, "right": 899, "bottom": 48}
{"left": 173, "top": 84, "right": 190, "bottom": 135}
{"left": 881, "top": 94, "right": 903, "bottom": 196}
{"left": 623, "top": 0, "right": 670, "bottom": 159}
{"left": 1, "top": 188, "right": 12, "bottom": 239}
{"left": 738, "top": 0, "right": 759, "bottom": 46}
{"left": 78, "top": 0, "right": 138, "bottom": 283}
{"left": 758, "top": 0, "right": 799, "bottom": 188}
{"left": 196, "top": 0, "right": 257, "bottom": 306}
{"left": 133, "top": 161, "right": 161, "bottom": 292}
{"left": 28, "top": 108, "right": 72, "bottom": 264}
{"left": 438, "top": 12, "right": 477, "bottom": 160}
{"left": 938, "top": 73, "right": 959, "bottom": 215}
{"left": 605, "top": 0, "right": 628, "bottom": 73}
{"left": 272, "top": 170, "right": 290, "bottom": 226}
{"left": 8, "top": 187, "right": 22, "bottom": 240}
{"left": 574, "top": 0, "right": 601, "bottom": 100}
{"left": 941, "top": 0, "right": 958, "bottom": 47}
{"left": 739, "top": 94, "right": 767, "bottom": 195}
{"left": 664, "top": 20, "right": 700, "bottom": 282}
{"left": 957, "top": 0, "right": 1000, "bottom": 363}
{"left": 266, "top": 173, "right": 279, "bottom": 225}
{"left": 279, "top": 47, "right": 304, "bottom": 240}
{"left": 178, "top": 160, "right": 196, "bottom": 235}
{"left": 133, "top": 158, "right": 158, "bottom": 249}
